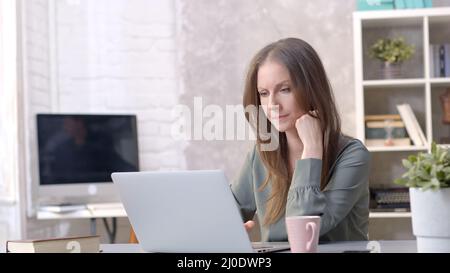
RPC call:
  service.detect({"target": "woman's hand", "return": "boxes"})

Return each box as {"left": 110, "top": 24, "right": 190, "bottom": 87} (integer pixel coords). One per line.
{"left": 295, "top": 111, "right": 323, "bottom": 160}
{"left": 244, "top": 220, "right": 255, "bottom": 232}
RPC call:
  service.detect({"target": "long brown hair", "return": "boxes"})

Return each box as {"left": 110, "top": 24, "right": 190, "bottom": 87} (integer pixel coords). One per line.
{"left": 243, "top": 38, "right": 342, "bottom": 226}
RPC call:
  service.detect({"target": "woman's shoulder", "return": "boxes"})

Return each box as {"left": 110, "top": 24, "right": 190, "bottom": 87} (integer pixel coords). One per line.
{"left": 325, "top": 136, "right": 371, "bottom": 189}
{"left": 336, "top": 135, "right": 371, "bottom": 163}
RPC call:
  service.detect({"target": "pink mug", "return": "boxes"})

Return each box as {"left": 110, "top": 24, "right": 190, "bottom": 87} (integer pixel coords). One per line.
{"left": 285, "top": 216, "right": 321, "bottom": 253}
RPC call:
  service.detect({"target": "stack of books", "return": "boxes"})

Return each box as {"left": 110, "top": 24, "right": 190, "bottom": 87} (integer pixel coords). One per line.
{"left": 357, "top": 0, "right": 432, "bottom": 11}
{"left": 365, "top": 103, "right": 426, "bottom": 148}
{"left": 365, "top": 114, "right": 410, "bottom": 147}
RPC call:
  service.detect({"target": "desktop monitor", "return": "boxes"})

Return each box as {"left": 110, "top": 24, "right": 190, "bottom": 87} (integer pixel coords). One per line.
{"left": 36, "top": 114, "right": 139, "bottom": 205}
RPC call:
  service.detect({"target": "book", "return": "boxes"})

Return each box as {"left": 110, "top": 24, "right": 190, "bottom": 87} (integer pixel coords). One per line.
{"left": 357, "top": 0, "right": 395, "bottom": 11}
{"left": 366, "top": 120, "right": 405, "bottom": 128}
{"left": 430, "top": 44, "right": 434, "bottom": 78}
{"left": 365, "top": 138, "right": 411, "bottom": 147}
{"left": 396, "top": 104, "right": 424, "bottom": 146}
{"left": 365, "top": 127, "right": 407, "bottom": 139}
{"left": 440, "top": 44, "right": 446, "bottom": 77}
{"left": 6, "top": 235, "right": 100, "bottom": 253}
{"left": 365, "top": 117, "right": 407, "bottom": 139}
{"left": 424, "top": 0, "right": 433, "bottom": 8}
{"left": 433, "top": 44, "right": 440, "bottom": 77}
{"left": 444, "top": 44, "right": 450, "bottom": 77}
{"left": 404, "top": 104, "right": 427, "bottom": 145}
{"left": 364, "top": 114, "right": 401, "bottom": 122}
{"left": 394, "top": 0, "right": 406, "bottom": 9}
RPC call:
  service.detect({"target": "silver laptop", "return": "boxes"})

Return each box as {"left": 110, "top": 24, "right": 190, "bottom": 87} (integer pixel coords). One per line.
{"left": 111, "top": 170, "right": 290, "bottom": 253}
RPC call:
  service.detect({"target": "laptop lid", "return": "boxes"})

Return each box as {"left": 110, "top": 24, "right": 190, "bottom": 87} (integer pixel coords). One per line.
{"left": 111, "top": 170, "right": 254, "bottom": 253}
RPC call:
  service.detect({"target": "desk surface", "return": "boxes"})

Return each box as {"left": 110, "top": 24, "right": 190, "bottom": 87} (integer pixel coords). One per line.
{"left": 37, "top": 202, "right": 127, "bottom": 220}
{"left": 99, "top": 240, "right": 417, "bottom": 253}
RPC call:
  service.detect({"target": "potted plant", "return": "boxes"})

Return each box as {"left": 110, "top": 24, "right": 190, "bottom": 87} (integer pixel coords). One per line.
{"left": 395, "top": 142, "right": 450, "bottom": 253}
{"left": 369, "top": 37, "right": 415, "bottom": 79}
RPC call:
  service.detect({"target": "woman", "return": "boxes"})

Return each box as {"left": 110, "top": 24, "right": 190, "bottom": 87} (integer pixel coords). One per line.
{"left": 232, "top": 38, "right": 370, "bottom": 242}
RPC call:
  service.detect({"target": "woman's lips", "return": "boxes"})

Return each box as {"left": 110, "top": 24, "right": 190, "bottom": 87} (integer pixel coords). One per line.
{"left": 272, "top": 114, "right": 289, "bottom": 120}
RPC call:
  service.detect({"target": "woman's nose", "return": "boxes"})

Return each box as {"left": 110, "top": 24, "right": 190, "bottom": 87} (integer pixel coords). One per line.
{"left": 267, "top": 95, "right": 280, "bottom": 116}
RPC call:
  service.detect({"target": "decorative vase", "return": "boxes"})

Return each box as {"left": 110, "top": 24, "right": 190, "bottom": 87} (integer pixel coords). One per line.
{"left": 440, "top": 89, "right": 450, "bottom": 124}
{"left": 410, "top": 187, "right": 450, "bottom": 253}
{"left": 380, "top": 61, "right": 402, "bottom": 79}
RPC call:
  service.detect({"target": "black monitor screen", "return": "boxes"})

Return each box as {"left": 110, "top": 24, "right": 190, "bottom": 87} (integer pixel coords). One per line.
{"left": 37, "top": 114, "right": 139, "bottom": 185}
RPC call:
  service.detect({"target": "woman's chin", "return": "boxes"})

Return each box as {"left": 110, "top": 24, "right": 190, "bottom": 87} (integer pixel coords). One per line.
{"left": 269, "top": 119, "right": 295, "bottom": 133}
{"left": 272, "top": 124, "right": 289, "bottom": 133}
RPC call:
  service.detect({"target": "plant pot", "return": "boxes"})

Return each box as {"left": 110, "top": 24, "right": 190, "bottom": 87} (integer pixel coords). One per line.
{"left": 410, "top": 188, "right": 450, "bottom": 253}
{"left": 380, "top": 61, "right": 402, "bottom": 79}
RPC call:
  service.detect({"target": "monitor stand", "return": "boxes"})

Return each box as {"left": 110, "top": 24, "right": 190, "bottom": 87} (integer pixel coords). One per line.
{"left": 39, "top": 203, "right": 87, "bottom": 213}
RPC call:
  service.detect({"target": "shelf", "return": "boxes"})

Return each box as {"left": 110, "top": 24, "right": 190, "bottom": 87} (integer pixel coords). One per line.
{"left": 363, "top": 79, "right": 426, "bottom": 87}
{"left": 367, "top": 146, "right": 428, "bottom": 152}
{"left": 369, "top": 211, "right": 411, "bottom": 219}
{"left": 354, "top": 6, "right": 450, "bottom": 240}
{"left": 429, "top": 78, "right": 450, "bottom": 86}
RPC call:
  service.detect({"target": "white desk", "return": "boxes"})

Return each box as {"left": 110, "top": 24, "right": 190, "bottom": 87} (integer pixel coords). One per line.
{"left": 99, "top": 240, "right": 418, "bottom": 253}
{"left": 37, "top": 203, "right": 127, "bottom": 243}
{"left": 0, "top": 240, "right": 418, "bottom": 253}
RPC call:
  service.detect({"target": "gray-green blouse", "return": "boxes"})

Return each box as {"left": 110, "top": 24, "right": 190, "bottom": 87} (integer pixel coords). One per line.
{"left": 231, "top": 136, "right": 371, "bottom": 242}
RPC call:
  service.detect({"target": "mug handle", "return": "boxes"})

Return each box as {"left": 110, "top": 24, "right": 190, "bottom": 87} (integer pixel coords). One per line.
{"left": 306, "top": 222, "right": 317, "bottom": 252}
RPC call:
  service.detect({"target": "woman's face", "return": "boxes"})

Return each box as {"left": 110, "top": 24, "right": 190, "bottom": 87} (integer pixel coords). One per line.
{"left": 257, "top": 60, "right": 306, "bottom": 132}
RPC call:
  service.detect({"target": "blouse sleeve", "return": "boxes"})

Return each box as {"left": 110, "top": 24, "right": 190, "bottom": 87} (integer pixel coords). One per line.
{"left": 230, "top": 146, "right": 257, "bottom": 223}
{"left": 285, "top": 140, "right": 370, "bottom": 236}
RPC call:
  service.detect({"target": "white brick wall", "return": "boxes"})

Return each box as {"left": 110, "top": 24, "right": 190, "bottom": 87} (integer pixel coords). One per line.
{"left": 23, "top": 0, "right": 52, "bottom": 220}
{"left": 52, "top": 0, "right": 184, "bottom": 171}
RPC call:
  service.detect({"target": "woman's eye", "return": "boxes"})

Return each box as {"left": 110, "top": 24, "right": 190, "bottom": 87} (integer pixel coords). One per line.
{"left": 259, "top": 91, "right": 269, "bottom": 97}
{"left": 280, "top": 88, "right": 290, "bottom": 93}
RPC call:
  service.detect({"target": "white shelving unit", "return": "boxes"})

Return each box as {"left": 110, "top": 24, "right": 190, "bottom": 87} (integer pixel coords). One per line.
{"left": 369, "top": 211, "right": 412, "bottom": 219}
{"left": 353, "top": 7, "right": 450, "bottom": 222}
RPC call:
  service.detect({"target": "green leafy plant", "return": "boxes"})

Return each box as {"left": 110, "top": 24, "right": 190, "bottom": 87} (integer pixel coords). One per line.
{"left": 395, "top": 142, "right": 450, "bottom": 191}
{"left": 369, "top": 37, "right": 415, "bottom": 64}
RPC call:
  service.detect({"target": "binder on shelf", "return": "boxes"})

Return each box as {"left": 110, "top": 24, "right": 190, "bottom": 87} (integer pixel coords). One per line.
{"left": 396, "top": 103, "right": 426, "bottom": 146}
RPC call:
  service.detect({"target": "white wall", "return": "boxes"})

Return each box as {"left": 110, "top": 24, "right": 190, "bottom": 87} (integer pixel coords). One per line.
{"left": 0, "top": 0, "right": 24, "bottom": 242}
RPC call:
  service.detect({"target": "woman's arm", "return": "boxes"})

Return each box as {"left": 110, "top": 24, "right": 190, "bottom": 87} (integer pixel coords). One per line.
{"left": 285, "top": 140, "right": 370, "bottom": 236}
{"left": 230, "top": 146, "right": 257, "bottom": 222}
